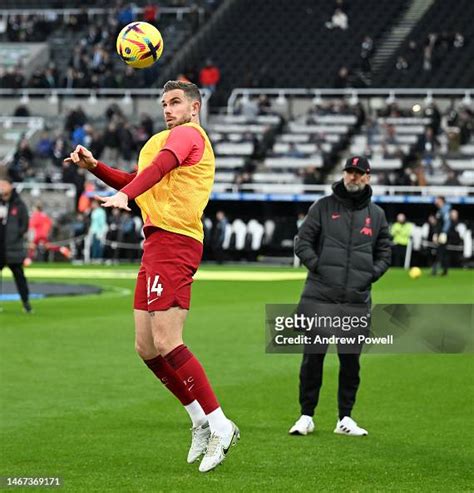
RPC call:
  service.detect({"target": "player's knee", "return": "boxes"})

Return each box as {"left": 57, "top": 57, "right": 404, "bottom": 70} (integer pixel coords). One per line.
{"left": 152, "top": 335, "right": 180, "bottom": 356}
{"left": 152, "top": 336, "right": 168, "bottom": 355}
{"left": 135, "top": 339, "right": 158, "bottom": 360}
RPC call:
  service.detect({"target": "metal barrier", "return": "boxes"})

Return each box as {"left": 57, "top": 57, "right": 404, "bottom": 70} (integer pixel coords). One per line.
{"left": 227, "top": 88, "right": 473, "bottom": 115}
{"left": 0, "top": 6, "right": 205, "bottom": 23}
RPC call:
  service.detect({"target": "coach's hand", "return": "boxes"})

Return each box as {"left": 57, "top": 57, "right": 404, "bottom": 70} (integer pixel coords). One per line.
{"left": 64, "top": 145, "right": 97, "bottom": 170}
{"left": 96, "top": 192, "right": 131, "bottom": 211}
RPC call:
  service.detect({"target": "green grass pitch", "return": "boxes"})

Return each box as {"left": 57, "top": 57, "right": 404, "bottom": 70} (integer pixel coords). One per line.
{"left": 1, "top": 265, "right": 473, "bottom": 492}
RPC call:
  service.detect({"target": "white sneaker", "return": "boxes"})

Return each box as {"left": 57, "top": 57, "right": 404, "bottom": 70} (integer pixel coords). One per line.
{"left": 198, "top": 421, "right": 240, "bottom": 473}
{"left": 187, "top": 422, "right": 210, "bottom": 464}
{"left": 289, "top": 415, "right": 315, "bottom": 436}
{"left": 334, "top": 416, "right": 368, "bottom": 436}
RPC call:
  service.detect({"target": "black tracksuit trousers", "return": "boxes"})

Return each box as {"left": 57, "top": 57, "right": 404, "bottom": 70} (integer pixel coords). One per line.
{"left": 299, "top": 349, "right": 361, "bottom": 419}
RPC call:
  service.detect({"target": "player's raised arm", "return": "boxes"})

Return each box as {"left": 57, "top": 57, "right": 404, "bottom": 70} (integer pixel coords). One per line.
{"left": 64, "top": 145, "right": 137, "bottom": 190}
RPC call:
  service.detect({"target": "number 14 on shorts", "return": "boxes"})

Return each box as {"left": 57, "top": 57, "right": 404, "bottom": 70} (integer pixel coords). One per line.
{"left": 147, "top": 274, "right": 164, "bottom": 303}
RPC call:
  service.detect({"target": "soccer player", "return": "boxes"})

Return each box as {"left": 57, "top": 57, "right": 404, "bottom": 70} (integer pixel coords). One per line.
{"left": 64, "top": 81, "right": 239, "bottom": 472}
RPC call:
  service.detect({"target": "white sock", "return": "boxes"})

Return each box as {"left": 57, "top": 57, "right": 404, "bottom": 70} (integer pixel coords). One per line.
{"left": 207, "top": 407, "right": 232, "bottom": 437}
{"left": 184, "top": 400, "right": 207, "bottom": 428}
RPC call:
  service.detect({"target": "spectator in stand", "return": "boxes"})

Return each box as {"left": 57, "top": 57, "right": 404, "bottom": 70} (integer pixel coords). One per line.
{"left": 143, "top": 2, "right": 159, "bottom": 26}
{"left": 62, "top": 160, "right": 86, "bottom": 209}
{"left": 453, "top": 32, "right": 464, "bottom": 48}
{"left": 423, "top": 33, "right": 436, "bottom": 71}
{"left": 9, "top": 137, "right": 34, "bottom": 182}
{"left": 211, "top": 211, "right": 228, "bottom": 264}
{"left": 431, "top": 196, "right": 451, "bottom": 276}
{"left": 117, "top": 3, "right": 136, "bottom": 29}
{"left": 284, "top": 142, "right": 306, "bottom": 158}
{"left": 199, "top": 59, "right": 221, "bottom": 93}
{"left": 416, "top": 127, "right": 439, "bottom": 174}
{"left": 65, "top": 106, "right": 87, "bottom": 135}
{"left": 35, "top": 131, "right": 53, "bottom": 159}
{"left": 177, "top": 73, "right": 192, "bottom": 83}
{"left": 296, "top": 212, "right": 306, "bottom": 230}
{"left": 447, "top": 209, "right": 463, "bottom": 267}
{"left": 51, "top": 132, "right": 68, "bottom": 168}
{"left": 360, "top": 36, "right": 373, "bottom": 73}
{"left": 88, "top": 199, "right": 108, "bottom": 262}
{"left": 301, "top": 167, "right": 321, "bottom": 188}
{"left": 117, "top": 120, "right": 136, "bottom": 166}
{"left": 134, "top": 114, "right": 154, "bottom": 152}
{"left": 239, "top": 97, "right": 259, "bottom": 119}
{"left": 233, "top": 172, "right": 253, "bottom": 192}
{"left": 334, "top": 66, "right": 350, "bottom": 88}
{"left": 445, "top": 169, "right": 460, "bottom": 186}
{"left": 395, "top": 56, "right": 408, "bottom": 71}
{"left": 11, "top": 104, "right": 30, "bottom": 118}
{"left": 102, "top": 120, "right": 121, "bottom": 163}
{"left": 105, "top": 208, "right": 123, "bottom": 262}
{"left": 27, "top": 204, "right": 71, "bottom": 262}
{"left": 325, "top": 8, "right": 348, "bottom": 30}
{"left": 390, "top": 213, "right": 413, "bottom": 267}
{"left": 121, "top": 66, "right": 141, "bottom": 88}
{"left": 257, "top": 95, "right": 272, "bottom": 115}
{"left": 120, "top": 211, "right": 138, "bottom": 261}
{"left": 424, "top": 103, "right": 442, "bottom": 135}
{"left": 70, "top": 212, "right": 87, "bottom": 260}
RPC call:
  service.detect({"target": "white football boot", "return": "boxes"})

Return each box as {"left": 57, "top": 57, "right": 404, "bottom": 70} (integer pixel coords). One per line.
{"left": 334, "top": 416, "right": 368, "bottom": 436}
{"left": 187, "top": 422, "right": 211, "bottom": 463}
{"left": 198, "top": 421, "right": 240, "bottom": 473}
{"left": 289, "top": 415, "right": 315, "bottom": 435}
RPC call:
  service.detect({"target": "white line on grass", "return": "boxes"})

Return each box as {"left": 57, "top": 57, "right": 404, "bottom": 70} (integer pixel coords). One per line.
{"left": 3, "top": 268, "right": 306, "bottom": 282}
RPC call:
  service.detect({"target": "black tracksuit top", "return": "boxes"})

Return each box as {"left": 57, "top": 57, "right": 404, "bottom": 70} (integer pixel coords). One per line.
{"left": 295, "top": 180, "right": 391, "bottom": 305}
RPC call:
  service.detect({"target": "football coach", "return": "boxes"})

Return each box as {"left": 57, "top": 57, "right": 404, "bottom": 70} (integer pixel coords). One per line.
{"left": 289, "top": 156, "right": 391, "bottom": 437}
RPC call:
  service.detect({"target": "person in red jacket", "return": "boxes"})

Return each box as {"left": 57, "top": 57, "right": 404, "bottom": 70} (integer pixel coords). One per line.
{"left": 27, "top": 204, "right": 71, "bottom": 262}
{"left": 199, "top": 59, "right": 221, "bottom": 93}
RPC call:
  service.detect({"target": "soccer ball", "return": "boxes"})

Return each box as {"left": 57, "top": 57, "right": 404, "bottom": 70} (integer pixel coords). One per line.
{"left": 409, "top": 267, "right": 422, "bottom": 279}
{"left": 116, "top": 22, "right": 164, "bottom": 69}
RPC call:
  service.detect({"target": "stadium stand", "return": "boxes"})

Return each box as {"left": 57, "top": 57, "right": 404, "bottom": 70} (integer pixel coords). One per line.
{"left": 373, "top": 0, "right": 474, "bottom": 88}
{"left": 0, "top": 2, "right": 215, "bottom": 90}
{"left": 0, "top": 2, "right": 472, "bottom": 265}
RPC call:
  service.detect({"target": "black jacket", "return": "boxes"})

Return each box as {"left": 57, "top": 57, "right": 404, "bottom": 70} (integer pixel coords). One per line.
{"left": 0, "top": 189, "right": 29, "bottom": 265}
{"left": 295, "top": 180, "right": 391, "bottom": 304}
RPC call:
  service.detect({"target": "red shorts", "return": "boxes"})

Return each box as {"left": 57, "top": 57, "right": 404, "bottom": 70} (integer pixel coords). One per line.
{"left": 134, "top": 228, "right": 203, "bottom": 312}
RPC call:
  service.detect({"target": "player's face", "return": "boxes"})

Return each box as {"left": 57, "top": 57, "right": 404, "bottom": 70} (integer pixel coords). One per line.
{"left": 161, "top": 89, "right": 197, "bottom": 129}
{"left": 343, "top": 169, "right": 370, "bottom": 192}
{"left": 0, "top": 180, "right": 13, "bottom": 201}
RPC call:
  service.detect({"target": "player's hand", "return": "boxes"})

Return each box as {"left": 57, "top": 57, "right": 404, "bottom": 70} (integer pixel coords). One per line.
{"left": 432, "top": 234, "right": 438, "bottom": 245}
{"left": 64, "top": 145, "right": 97, "bottom": 171}
{"left": 95, "top": 192, "right": 131, "bottom": 211}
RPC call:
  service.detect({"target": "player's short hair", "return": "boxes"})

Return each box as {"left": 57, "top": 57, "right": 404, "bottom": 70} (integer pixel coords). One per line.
{"left": 163, "top": 80, "right": 202, "bottom": 104}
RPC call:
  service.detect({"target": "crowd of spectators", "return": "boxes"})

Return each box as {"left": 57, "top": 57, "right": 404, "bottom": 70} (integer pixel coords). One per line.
{"left": 395, "top": 32, "right": 467, "bottom": 74}
{"left": 365, "top": 101, "right": 473, "bottom": 187}
{"left": 2, "top": 97, "right": 472, "bottom": 216}
{"left": 0, "top": 1, "right": 220, "bottom": 91}
{"left": 5, "top": 103, "right": 156, "bottom": 191}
